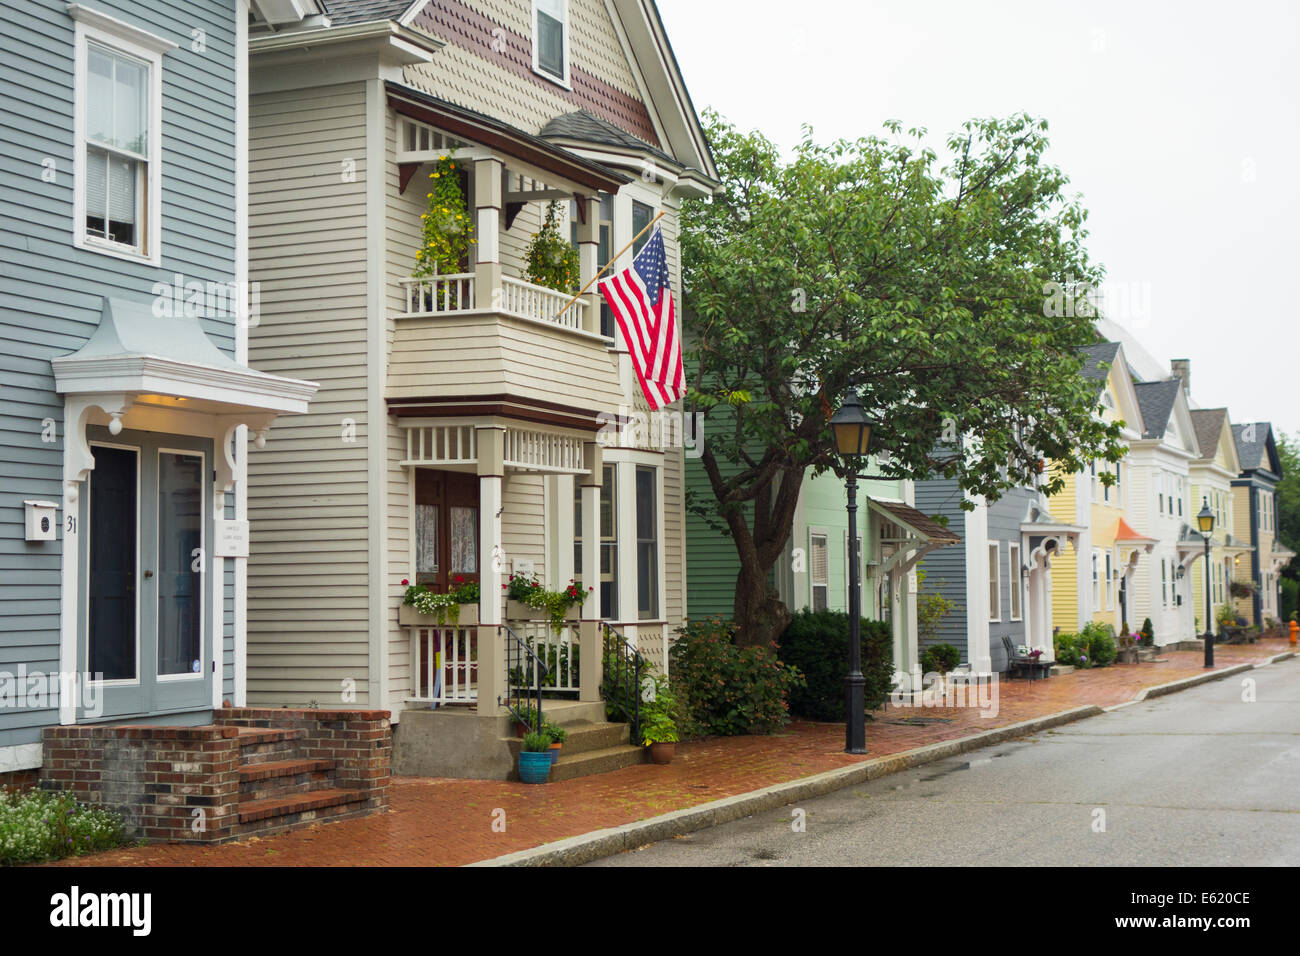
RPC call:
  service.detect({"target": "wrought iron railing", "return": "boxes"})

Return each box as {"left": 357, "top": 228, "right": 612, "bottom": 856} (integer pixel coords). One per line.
{"left": 601, "top": 622, "right": 645, "bottom": 744}
{"left": 500, "top": 623, "right": 547, "bottom": 733}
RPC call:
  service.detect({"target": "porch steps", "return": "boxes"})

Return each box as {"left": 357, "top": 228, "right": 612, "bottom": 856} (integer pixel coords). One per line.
{"left": 503, "top": 716, "right": 647, "bottom": 782}
{"left": 230, "top": 727, "right": 369, "bottom": 837}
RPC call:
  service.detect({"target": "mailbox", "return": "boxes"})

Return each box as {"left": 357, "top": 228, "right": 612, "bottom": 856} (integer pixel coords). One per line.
{"left": 24, "top": 500, "right": 59, "bottom": 541}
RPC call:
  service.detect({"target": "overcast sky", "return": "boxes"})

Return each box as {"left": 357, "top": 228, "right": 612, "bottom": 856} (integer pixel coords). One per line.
{"left": 657, "top": 0, "right": 1300, "bottom": 440}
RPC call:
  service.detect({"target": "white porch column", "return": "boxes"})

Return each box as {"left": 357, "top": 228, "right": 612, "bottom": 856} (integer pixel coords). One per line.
{"left": 579, "top": 441, "right": 603, "bottom": 702}
{"left": 474, "top": 157, "right": 503, "bottom": 306}
{"left": 576, "top": 194, "right": 601, "bottom": 335}
{"left": 476, "top": 426, "right": 505, "bottom": 716}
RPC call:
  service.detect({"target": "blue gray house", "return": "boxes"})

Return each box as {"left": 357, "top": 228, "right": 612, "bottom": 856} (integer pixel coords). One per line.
{"left": 0, "top": 0, "right": 317, "bottom": 783}
{"left": 915, "top": 474, "right": 1081, "bottom": 674}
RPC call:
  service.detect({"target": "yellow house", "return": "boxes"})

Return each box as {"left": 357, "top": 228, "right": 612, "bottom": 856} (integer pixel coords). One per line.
{"left": 1046, "top": 343, "right": 1150, "bottom": 634}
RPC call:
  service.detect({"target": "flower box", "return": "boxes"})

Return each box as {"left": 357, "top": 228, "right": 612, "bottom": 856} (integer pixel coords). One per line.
{"left": 505, "top": 599, "right": 537, "bottom": 621}
{"left": 399, "top": 602, "right": 479, "bottom": 628}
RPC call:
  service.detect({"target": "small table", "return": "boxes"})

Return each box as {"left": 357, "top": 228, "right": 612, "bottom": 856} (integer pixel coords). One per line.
{"left": 1013, "top": 656, "right": 1051, "bottom": 681}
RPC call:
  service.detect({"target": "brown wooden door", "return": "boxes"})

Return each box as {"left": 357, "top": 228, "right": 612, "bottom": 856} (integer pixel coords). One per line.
{"left": 414, "top": 470, "right": 479, "bottom": 593}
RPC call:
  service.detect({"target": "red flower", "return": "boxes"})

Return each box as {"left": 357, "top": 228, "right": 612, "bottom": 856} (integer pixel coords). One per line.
{"left": 401, "top": 579, "right": 409, "bottom": 586}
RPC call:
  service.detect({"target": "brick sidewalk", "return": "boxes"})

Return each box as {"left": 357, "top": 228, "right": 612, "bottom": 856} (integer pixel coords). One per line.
{"left": 48, "top": 638, "right": 1292, "bottom": 867}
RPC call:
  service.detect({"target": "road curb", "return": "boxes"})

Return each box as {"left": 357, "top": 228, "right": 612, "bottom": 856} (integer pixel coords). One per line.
{"left": 469, "top": 704, "right": 1103, "bottom": 867}
{"left": 1129, "top": 663, "right": 1256, "bottom": 702}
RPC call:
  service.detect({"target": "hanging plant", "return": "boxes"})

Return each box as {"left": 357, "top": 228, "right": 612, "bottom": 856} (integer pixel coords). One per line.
{"left": 413, "top": 154, "right": 475, "bottom": 279}
{"left": 524, "top": 200, "right": 580, "bottom": 293}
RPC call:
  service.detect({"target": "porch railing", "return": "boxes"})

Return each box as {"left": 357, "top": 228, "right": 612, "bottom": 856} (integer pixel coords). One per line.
{"left": 512, "top": 621, "right": 580, "bottom": 696}
{"left": 409, "top": 625, "right": 478, "bottom": 705}
{"left": 500, "top": 275, "right": 586, "bottom": 330}
{"left": 402, "top": 273, "right": 476, "bottom": 315}
{"left": 601, "top": 622, "right": 645, "bottom": 744}
{"left": 501, "top": 623, "right": 547, "bottom": 734}
{"left": 398, "top": 274, "right": 587, "bottom": 331}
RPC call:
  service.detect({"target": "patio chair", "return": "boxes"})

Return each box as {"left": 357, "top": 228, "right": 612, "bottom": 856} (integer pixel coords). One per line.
{"left": 1001, "top": 636, "right": 1035, "bottom": 680}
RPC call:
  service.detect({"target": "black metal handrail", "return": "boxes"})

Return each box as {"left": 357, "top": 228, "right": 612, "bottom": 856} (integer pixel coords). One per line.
{"left": 601, "top": 622, "right": 646, "bottom": 744}
{"left": 500, "top": 623, "right": 548, "bottom": 734}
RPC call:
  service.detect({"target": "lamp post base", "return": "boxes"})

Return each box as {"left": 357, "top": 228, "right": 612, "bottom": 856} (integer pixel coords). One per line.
{"left": 845, "top": 674, "right": 866, "bottom": 754}
{"left": 1203, "top": 630, "right": 1215, "bottom": 669}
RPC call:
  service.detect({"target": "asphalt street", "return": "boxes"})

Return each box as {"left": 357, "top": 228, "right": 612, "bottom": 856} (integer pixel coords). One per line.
{"left": 590, "top": 658, "right": 1300, "bottom": 866}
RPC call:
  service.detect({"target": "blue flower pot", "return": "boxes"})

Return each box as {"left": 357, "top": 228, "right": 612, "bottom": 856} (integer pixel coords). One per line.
{"left": 518, "top": 751, "right": 552, "bottom": 784}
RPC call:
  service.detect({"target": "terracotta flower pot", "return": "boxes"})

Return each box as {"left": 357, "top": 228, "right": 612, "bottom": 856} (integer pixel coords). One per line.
{"left": 548, "top": 742, "right": 562, "bottom": 765}
{"left": 648, "top": 742, "right": 675, "bottom": 765}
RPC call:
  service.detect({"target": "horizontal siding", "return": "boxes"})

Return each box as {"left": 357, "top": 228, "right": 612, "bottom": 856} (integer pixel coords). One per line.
{"left": 0, "top": 0, "right": 238, "bottom": 745}
{"left": 246, "top": 81, "right": 372, "bottom": 706}
{"left": 914, "top": 479, "right": 969, "bottom": 655}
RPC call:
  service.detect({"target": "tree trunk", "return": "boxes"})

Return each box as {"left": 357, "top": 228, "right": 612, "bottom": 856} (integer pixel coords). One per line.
{"left": 732, "top": 554, "right": 792, "bottom": 649}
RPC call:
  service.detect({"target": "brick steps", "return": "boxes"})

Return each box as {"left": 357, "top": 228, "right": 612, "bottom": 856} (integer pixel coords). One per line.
{"left": 237, "top": 788, "right": 370, "bottom": 825}
{"left": 238, "top": 758, "right": 335, "bottom": 802}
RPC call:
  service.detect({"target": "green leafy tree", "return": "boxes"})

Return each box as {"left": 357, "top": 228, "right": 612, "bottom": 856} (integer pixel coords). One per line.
{"left": 681, "top": 111, "right": 1125, "bottom": 647}
{"left": 1277, "top": 431, "right": 1300, "bottom": 617}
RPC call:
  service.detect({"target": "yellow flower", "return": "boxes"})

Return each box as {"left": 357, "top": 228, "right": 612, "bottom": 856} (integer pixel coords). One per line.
{"left": 427, "top": 193, "right": 433, "bottom": 198}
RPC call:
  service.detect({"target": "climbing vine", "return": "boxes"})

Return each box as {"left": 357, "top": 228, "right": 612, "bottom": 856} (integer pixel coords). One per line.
{"left": 413, "top": 154, "right": 474, "bottom": 278}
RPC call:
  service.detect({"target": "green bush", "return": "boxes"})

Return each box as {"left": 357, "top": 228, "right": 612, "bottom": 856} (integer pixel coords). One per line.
{"left": 1140, "top": 617, "right": 1155, "bottom": 646}
{"left": 1054, "top": 631, "right": 1084, "bottom": 667}
{"left": 920, "top": 643, "right": 962, "bottom": 676}
{"left": 1081, "top": 621, "right": 1117, "bottom": 666}
{"left": 777, "top": 609, "right": 893, "bottom": 721}
{"left": 670, "top": 617, "right": 805, "bottom": 737}
{"left": 0, "top": 787, "right": 127, "bottom": 865}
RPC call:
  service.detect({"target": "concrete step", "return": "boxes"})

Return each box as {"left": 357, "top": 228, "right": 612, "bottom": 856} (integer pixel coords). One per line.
{"left": 528, "top": 699, "right": 607, "bottom": 726}
{"left": 503, "top": 720, "right": 630, "bottom": 759}
{"left": 549, "top": 744, "right": 646, "bottom": 782}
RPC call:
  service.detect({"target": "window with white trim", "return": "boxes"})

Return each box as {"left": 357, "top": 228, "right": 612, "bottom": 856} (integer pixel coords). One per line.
{"left": 532, "top": 0, "right": 569, "bottom": 86}
{"left": 810, "top": 533, "right": 828, "bottom": 611}
{"left": 1008, "top": 543, "right": 1021, "bottom": 621}
{"left": 72, "top": 9, "right": 170, "bottom": 263}
{"left": 988, "top": 543, "right": 1001, "bottom": 622}
{"left": 1092, "top": 550, "right": 1101, "bottom": 609}
{"left": 1161, "top": 558, "right": 1168, "bottom": 606}
{"left": 1104, "top": 551, "right": 1114, "bottom": 610}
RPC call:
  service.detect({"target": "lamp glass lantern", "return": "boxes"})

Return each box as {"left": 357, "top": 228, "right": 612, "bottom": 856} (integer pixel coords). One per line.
{"left": 1196, "top": 499, "right": 1215, "bottom": 538}
{"left": 830, "top": 390, "right": 874, "bottom": 459}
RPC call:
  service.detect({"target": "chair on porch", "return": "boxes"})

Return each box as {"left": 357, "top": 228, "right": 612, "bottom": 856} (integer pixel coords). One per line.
{"left": 1001, "top": 636, "right": 1035, "bottom": 681}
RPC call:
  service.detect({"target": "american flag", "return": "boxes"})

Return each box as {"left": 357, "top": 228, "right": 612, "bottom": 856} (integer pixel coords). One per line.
{"left": 599, "top": 225, "right": 685, "bottom": 410}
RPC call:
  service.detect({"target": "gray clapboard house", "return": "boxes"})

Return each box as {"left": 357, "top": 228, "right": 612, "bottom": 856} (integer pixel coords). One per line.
{"left": 915, "top": 473, "right": 1080, "bottom": 674}
{"left": 0, "top": 0, "right": 318, "bottom": 783}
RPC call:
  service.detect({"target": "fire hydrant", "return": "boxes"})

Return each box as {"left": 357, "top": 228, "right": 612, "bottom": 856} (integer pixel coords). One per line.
{"left": 1290, "top": 620, "right": 1298, "bottom": 646}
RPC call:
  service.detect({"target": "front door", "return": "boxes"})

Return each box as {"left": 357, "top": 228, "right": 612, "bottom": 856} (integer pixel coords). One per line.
{"left": 414, "top": 469, "right": 479, "bottom": 593}
{"left": 78, "top": 426, "right": 213, "bottom": 720}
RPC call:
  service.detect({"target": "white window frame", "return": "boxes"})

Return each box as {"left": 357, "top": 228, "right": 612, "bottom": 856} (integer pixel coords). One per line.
{"left": 1007, "top": 543, "right": 1021, "bottom": 621}
{"left": 531, "top": 0, "right": 571, "bottom": 88}
{"left": 809, "top": 531, "right": 829, "bottom": 612}
{"left": 1092, "top": 550, "right": 1101, "bottom": 609}
{"left": 988, "top": 542, "right": 1001, "bottom": 622}
{"left": 70, "top": 5, "right": 172, "bottom": 265}
{"left": 1104, "top": 551, "right": 1114, "bottom": 611}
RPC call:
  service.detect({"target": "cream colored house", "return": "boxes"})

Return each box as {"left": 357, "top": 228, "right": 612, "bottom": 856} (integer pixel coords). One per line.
{"left": 243, "top": 0, "right": 717, "bottom": 777}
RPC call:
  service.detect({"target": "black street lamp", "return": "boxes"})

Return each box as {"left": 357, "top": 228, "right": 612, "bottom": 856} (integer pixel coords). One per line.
{"left": 829, "top": 387, "right": 874, "bottom": 754}
{"left": 1197, "top": 497, "right": 1215, "bottom": 668}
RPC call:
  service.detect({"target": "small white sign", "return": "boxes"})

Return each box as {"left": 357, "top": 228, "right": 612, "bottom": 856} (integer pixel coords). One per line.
{"left": 214, "top": 519, "right": 249, "bottom": 558}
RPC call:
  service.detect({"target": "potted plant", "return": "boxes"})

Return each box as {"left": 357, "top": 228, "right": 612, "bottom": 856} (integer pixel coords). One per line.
{"left": 542, "top": 718, "right": 567, "bottom": 765}
{"left": 640, "top": 680, "right": 680, "bottom": 765}
{"left": 399, "top": 576, "right": 479, "bottom": 627}
{"left": 412, "top": 153, "right": 475, "bottom": 308}
{"left": 518, "top": 732, "right": 552, "bottom": 784}
{"left": 1140, "top": 618, "right": 1155, "bottom": 647}
{"left": 1117, "top": 632, "right": 1139, "bottom": 664}
{"left": 513, "top": 704, "right": 538, "bottom": 738}
{"left": 504, "top": 572, "right": 591, "bottom": 634}
{"left": 505, "top": 572, "right": 544, "bottom": 620}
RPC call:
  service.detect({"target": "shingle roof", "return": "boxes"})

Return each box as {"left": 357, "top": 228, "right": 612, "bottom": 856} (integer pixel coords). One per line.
{"left": 1078, "top": 342, "right": 1120, "bottom": 395}
{"left": 540, "top": 109, "right": 675, "bottom": 164}
{"left": 1232, "top": 422, "right": 1274, "bottom": 472}
{"left": 323, "top": 0, "right": 416, "bottom": 24}
{"left": 1133, "top": 379, "right": 1181, "bottom": 439}
{"left": 1189, "top": 408, "right": 1228, "bottom": 460}
{"left": 868, "top": 499, "right": 961, "bottom": 545}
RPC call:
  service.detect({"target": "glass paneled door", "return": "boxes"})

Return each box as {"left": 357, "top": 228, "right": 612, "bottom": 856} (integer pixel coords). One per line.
{"left": 79, "top": 426, "right": 213, "bottom": 719}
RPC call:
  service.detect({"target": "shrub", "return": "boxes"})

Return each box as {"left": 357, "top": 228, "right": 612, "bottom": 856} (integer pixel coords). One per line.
{"left": 777, "top": 609, "right": 893, "bottom": 721}
{"left": 670, "top": 617, "right": 805, "bottom": 737}
{"left": 0, "top": 787, "right": 127, "bottom": 865}
{"left": 1081, "top": 621, "right": 1117, "bottom": 666}
{"left": 919, "top": 642, "right": 961, "bottom": 676}
{"left": 1054, "top": 632, "right": 1084, "bottom": 667}
{"left": 1140, "top": 617, "right": 1155, "bottom": 646}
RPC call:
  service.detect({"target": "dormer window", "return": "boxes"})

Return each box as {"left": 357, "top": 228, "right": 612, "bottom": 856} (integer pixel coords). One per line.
{"left": 533, "top": 0, "right": 569, "bottom": 86}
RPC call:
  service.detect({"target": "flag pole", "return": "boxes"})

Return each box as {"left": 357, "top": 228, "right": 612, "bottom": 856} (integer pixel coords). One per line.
{"left": 553, "top": 210, "right": 666, "bottom": 321}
